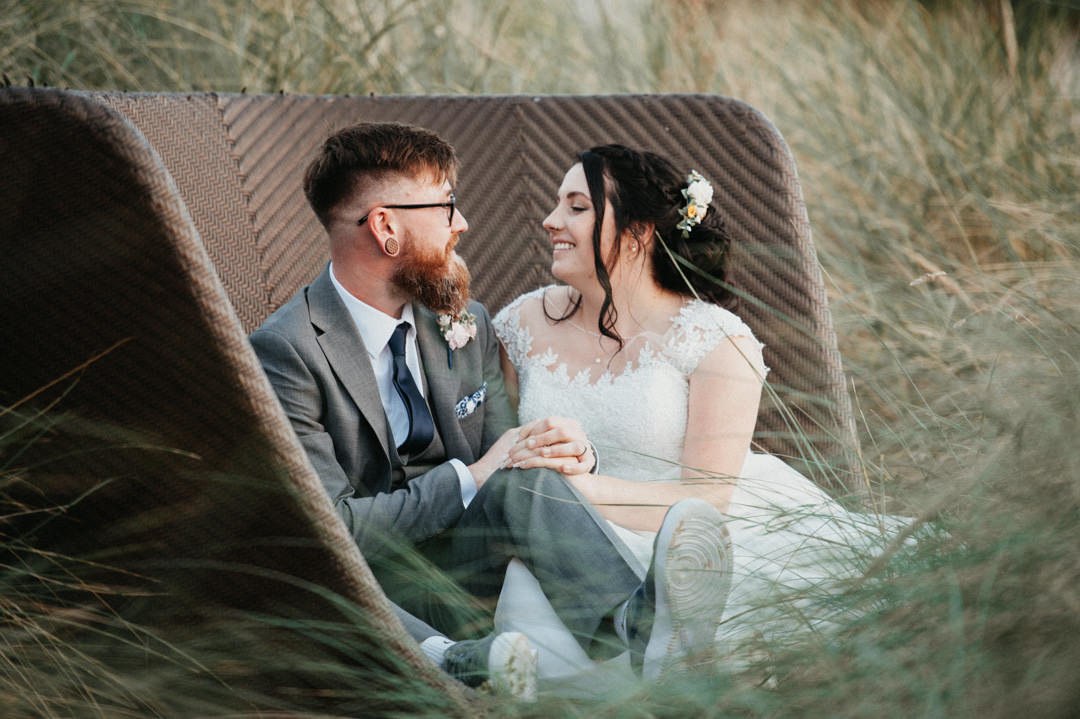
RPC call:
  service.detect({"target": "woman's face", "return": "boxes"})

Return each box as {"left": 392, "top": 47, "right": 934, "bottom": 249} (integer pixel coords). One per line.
{"left": 542, "top": 163, "right": 619, "bottom": 290}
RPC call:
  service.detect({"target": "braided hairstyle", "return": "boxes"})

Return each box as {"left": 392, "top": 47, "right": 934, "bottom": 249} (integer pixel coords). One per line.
{"left": 558, "top": 144, "right": 734, "bottom": 349}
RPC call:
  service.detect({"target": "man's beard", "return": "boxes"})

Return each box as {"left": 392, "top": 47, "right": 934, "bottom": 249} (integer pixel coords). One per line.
{"left": 391, "top": 233, "right": 471, "bottom": 315}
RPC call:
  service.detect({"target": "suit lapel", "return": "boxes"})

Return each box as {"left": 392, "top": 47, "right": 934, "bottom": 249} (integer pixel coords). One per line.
{"left": 307, "top": 267, "right": 392, "bottom": 459}
{"left": 415, "top": 306, "right": 475, "bottom": 464}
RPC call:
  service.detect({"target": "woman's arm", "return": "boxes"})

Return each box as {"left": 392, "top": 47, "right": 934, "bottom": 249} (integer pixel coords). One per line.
{"left": 560, "top": 335, "right": 765, "bottom": 532}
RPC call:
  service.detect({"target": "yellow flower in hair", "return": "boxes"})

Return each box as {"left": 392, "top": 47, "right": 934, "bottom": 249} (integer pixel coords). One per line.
{"left": 676, "top": 170, "right": 713, "bottom": 238}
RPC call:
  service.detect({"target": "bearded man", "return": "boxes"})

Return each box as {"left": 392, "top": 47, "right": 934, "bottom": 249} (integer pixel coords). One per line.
{"left": 250, "top": 123, "right": 649, "bottom": 695}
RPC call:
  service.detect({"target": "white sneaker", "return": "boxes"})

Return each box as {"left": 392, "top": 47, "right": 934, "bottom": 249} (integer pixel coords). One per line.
{"left": 625, "top": 498, "right": 733, "bottom": 680}
{"left": 442, "top": 631, "right": 538, "bottom": 700}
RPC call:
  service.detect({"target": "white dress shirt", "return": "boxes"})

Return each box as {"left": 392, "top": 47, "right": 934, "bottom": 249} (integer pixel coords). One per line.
{"left": 330, "top": 264, "right": 477, "bottom": 507}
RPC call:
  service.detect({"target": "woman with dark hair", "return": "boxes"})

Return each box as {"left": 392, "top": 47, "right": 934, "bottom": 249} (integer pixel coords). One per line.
{"left": 491, "top": 145, "right": 908, "bottom": 687}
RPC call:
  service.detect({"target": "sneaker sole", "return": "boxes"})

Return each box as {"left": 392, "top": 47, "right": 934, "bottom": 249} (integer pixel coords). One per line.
{"left": 488, "top": 631, "right": 539, "bottom": 701}
{"left": 645, "top": 499, "right": 733, "bottom": 680}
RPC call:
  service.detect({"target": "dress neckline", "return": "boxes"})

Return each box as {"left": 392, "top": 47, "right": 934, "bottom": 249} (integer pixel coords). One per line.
{"left": 555, "top": 291, "right": 701, "bottom": 343}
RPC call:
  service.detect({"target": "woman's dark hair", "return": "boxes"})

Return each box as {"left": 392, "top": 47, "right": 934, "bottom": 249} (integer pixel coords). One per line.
{"left": 553, "top": 144, "right": 734, "bottom": 350}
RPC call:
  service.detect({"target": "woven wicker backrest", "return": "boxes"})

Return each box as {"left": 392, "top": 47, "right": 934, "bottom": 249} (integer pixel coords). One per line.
{"left": 0, "top": 87, "right": 469, "bottom": 711}
{"left": 88, "top": 91, "right": 857, "bottom": 487}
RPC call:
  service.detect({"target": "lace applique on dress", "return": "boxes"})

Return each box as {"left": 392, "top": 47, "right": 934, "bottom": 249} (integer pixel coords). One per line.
{"left": 492, "top": 287, "right": 544, "bottom": 369}
{"left": 665, "top": 300, "right": 769, "bottom": 377}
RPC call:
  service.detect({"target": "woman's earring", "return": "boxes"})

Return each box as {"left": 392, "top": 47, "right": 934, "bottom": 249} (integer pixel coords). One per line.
{"left": 630, "top": 241, "right": 639, "bottom": 254}
{"left": 384, "top": 237, "right": 400, "bottom": 256}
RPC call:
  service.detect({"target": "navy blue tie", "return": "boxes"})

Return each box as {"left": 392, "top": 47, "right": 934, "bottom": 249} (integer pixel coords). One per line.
{"left": 388, "top": 322, "right": 434, "bottom": 455}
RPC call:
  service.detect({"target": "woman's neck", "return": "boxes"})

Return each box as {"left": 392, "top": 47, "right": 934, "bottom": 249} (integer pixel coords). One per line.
{"left": 572, "top": 271, "right": 683, "bottom": 340}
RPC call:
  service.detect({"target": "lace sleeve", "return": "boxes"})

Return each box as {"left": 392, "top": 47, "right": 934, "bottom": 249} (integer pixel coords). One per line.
{"left": 492, "top": 289, "right": 542, "bottom": 370}
{"left": 667, "top": 300, "right": 769, "bottom": 377}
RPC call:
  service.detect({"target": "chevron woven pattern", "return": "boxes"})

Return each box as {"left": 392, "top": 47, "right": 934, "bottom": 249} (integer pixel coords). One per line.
{"left": 88, "top": 92, "right": 270, "bottom": 333}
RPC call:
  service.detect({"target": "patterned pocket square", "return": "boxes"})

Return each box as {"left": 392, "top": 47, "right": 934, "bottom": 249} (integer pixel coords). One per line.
{"left": 455, "top": 382, "right": 487, "bottom": 418}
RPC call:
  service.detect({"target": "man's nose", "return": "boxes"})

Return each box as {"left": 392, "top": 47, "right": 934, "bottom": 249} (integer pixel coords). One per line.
{"left": 453, "top": 209, "right": 469, "bottom": 234}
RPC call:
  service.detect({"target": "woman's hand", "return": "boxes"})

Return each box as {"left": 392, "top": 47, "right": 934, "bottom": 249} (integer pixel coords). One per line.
{"left": 505, "top": 416, "right": 595, "bottom": 475}
{"left": 469, "top": 417, "right": 593, "bottom": 485}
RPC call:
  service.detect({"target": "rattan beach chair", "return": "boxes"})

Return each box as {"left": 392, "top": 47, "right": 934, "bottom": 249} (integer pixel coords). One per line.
{"left": 0, "top": 85, "right": 858, "bottom": 711}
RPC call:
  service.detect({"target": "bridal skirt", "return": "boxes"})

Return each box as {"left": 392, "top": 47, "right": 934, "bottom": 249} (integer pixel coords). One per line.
{"left": 495, "top": 452, "right": 911, "bottom": 691}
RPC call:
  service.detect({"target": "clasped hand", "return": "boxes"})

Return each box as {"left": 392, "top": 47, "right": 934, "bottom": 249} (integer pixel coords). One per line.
{"left": 505, "top": 416, "right": 594, "bottom": 474}
{"left": 470, "top": 416, "right": 594, "bottom": 486}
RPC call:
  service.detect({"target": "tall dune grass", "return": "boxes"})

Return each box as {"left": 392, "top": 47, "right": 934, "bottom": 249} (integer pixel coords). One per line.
{"left": 3, "top": 0, "right": 1079, "bottom": 716}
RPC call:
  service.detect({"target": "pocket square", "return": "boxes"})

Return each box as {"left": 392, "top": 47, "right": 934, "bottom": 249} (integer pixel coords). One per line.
{"left": 455, "top": 382, "right": 487, "bottom": 419}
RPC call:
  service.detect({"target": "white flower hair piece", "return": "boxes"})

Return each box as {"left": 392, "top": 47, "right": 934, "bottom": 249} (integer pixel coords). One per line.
{"left": 436, "top": 310, "right": 478, "bottom": 368}
{"left": 675, "top": 170, "right": 714, "bottom": 238}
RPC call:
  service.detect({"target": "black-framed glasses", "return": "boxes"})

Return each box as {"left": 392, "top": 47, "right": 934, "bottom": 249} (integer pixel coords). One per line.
{"left": 357, "top": 193, "right": 456, "bottom": 226}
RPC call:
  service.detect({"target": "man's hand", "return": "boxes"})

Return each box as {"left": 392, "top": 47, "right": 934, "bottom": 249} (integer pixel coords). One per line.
{"left": 467, "top": 426, "right": 522, "bottom": 488}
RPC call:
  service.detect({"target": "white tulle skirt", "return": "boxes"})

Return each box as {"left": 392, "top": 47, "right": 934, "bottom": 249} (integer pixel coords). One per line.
{"left": 494, "top": 452, "right": 910, "bottom": 693}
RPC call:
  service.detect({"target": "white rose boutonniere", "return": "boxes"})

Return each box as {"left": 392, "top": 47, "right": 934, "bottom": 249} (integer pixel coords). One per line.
{"left": 675, "top": 170, "right": 714, "bottom": 238}
{"left": 436, "top": 310, "right": 478, "bottom": 368}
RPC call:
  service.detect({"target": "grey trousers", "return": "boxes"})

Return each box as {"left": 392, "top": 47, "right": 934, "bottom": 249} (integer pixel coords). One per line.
{"left": 386, "top": 467, "right": 643, "bottom": 649}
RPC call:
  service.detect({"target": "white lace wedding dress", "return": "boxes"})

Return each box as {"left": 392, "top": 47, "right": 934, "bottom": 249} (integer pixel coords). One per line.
{"left": 491, "top": 287, "right": 908, "bottom": 689}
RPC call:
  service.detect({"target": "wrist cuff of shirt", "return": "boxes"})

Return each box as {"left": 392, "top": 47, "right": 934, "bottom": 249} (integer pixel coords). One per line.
{"left": 449, "top": 458, "right": 478, "bottom": 508}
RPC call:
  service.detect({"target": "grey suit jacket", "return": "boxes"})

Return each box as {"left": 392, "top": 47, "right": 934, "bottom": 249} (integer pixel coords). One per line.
{"left": 250, "top": 265, "right": 517, "bottom": 557}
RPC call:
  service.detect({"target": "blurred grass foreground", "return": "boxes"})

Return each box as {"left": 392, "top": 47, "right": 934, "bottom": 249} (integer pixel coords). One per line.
{"left": 2, "top": 0, "right": 1079, "bottom": 717}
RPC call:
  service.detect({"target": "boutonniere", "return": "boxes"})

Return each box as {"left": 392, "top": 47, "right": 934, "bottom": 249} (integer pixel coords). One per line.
{"left": 436, "top": 310, "right": 477, "bottom": 368}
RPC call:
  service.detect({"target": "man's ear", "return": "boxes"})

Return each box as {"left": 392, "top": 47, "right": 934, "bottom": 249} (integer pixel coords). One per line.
{"left": 367, "top": 208, "right": 400, "bottom": 257}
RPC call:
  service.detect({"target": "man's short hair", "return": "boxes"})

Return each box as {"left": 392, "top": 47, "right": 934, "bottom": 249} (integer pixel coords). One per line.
{"left": 303, "top": 122, "right": 458, "bottom": 227}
